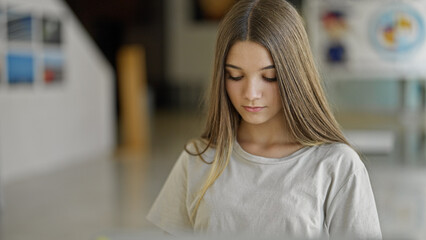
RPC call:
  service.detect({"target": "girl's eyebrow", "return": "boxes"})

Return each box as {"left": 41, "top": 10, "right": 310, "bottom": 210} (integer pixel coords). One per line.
{"left": 225, "top": 64, "right": 241, "bottom": 69}
{"left": 225, "top": 64, "right": 275, "bottom": 70}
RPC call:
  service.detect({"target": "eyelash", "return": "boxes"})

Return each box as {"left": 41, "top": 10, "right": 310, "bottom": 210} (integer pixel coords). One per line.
{"left": 264, "top": 77, "right": 277, "bottom": 82}
{"left": 226, "top": 74, "right": 277, "bottom": 82}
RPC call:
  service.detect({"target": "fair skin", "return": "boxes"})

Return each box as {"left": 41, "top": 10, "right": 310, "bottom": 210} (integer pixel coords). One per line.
{"left": 225, "top": 41, "right": 303, "bottom": 158}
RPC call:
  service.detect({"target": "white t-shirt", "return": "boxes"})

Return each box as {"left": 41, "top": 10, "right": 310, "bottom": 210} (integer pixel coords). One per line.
{"left": 147, "top": 141, "right": 382, "bottom": 239}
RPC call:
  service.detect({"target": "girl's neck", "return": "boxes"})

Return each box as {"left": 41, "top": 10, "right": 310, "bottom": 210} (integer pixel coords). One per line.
{"left": 236, "top": 113, "right": 304, "bottom": 158}
{"left": 237, "top": 113, "right": 296, "bottom": 147}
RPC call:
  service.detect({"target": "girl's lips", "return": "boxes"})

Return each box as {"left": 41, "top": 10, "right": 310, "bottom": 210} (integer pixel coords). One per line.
{"left": 243, "top": 106, "right": 265, "bottom": 112}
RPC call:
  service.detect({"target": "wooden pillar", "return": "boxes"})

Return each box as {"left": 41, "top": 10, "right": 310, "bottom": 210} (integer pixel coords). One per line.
{"left": 117, "top": 45, "right": 150, "bottom": 155}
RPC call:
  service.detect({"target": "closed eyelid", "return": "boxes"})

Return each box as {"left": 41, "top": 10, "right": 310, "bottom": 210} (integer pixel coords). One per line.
{"left": 261, "top": 67, "right": 276, "bottom": 75}
{"left": 225, "top": 70, "right": 242, "bottom": 76}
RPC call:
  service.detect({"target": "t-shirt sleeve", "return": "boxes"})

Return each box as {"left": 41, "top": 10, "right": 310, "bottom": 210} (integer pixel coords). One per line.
{"left": 325, "top": 166, "right": 382, "bottom": 239}
{"left": 146, "top": 151, "right": 193, "bottom": 235}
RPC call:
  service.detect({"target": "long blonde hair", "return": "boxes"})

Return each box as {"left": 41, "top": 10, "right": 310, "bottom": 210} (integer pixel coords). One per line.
{"left": 186, "top": 0, "right": 349, "bottom": 222}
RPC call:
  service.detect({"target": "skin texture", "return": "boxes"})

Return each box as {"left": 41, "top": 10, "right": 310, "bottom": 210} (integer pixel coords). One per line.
{"left": 225, "top": 41, "right": 302, "bottom": 158}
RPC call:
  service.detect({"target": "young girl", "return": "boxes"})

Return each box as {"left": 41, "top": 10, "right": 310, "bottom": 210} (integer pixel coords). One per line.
{"left": 147, "top": 0, "right": 382, "bottom": 239}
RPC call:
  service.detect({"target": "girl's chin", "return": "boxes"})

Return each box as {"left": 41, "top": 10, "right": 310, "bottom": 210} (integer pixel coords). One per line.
{"left": 240, "top": 117, "right": 269, "bottom": 126}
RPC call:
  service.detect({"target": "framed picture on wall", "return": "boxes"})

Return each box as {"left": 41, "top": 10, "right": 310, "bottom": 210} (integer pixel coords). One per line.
{"left": 42, "top": 17, "right": 61, "bottom": 45}
{"left": 44, "top": 50, "right": 64, "bottom": 84}
{"left": 7, "top": 51, "right": 34, "bottom": 84}
{"left": 7, "top": 12, "right": 33, "bottom": 42}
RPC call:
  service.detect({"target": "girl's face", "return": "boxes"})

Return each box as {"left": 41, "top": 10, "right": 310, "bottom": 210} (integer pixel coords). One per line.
{"left": 225, "top": 41, "right": 284, "bottom": 126}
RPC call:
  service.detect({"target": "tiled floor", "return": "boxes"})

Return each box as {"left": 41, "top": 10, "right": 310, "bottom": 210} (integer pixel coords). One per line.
{"left": 0, "top": 110, "right": 425, "bottom": 240}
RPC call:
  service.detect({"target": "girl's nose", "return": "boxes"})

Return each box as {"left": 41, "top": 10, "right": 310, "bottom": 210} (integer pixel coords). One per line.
{"left": 244, "top": 78, "right": 262, "bottom": 101}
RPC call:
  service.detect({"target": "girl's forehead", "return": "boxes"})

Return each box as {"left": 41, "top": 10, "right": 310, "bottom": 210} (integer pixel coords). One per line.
{"left": 226, "top": 41, "right": 274, "bottom": 70}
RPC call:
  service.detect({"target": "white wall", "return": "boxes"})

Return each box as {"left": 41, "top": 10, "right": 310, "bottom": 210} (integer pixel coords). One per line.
{"left": 0, "top": 0, "right": 115, "bottom": 183}
{"left": 165, "top": 0, "right": 217, "bottom": 86}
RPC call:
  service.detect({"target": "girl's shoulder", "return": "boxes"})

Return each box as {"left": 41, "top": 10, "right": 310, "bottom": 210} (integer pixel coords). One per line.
{"left": 318, "top": 142, "right": 359, "bottom": 158}
{"left": 315, "top": 142, "right": 366, "bottom": 174}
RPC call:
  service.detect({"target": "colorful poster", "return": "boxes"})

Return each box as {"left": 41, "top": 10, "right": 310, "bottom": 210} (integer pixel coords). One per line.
{"left": 44, "top": 51, "right": 64, "bottom": 84}
{"left": 370, "top": 4, "right": 425, "bottom": 60}
{"left": 304, "top": 0, "right": 426, "bottom": 80}
{"left": 321, "top": 10, "right": 348, "bottom": 64}
{"left": 7, "top": 52, "right": 35, "bottom": 84}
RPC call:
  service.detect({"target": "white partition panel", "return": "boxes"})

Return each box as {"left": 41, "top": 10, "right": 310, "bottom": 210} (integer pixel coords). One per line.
{"left": 0, "top": 0, "right": 115, "bottom": 183}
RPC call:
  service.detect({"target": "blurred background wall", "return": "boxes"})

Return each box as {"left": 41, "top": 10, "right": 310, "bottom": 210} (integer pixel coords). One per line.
{"left": 0, "top": 0, "right": 115, "bottom": 183}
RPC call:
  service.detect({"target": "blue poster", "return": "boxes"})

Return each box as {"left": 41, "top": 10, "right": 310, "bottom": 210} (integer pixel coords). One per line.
{"left": 7, "top": 52, "right": 35, "bottom": 84}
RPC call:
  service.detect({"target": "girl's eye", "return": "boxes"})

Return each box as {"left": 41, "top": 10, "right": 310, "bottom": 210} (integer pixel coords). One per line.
{"left": 227, "top": 75, "right": 243, "bottom": 81}
{"left": 263, "top": 76, "right": 277, "bottom": 82}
